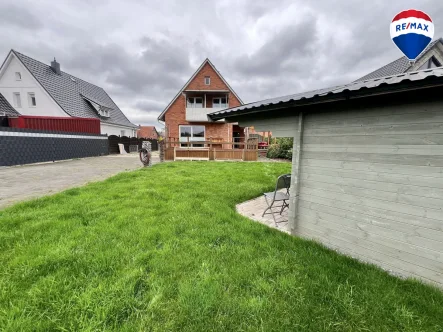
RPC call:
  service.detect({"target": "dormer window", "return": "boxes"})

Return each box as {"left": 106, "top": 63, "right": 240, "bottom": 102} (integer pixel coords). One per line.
{"left": 81, "top": 94, "right": 111, "bottom": 118}
{"left": 15, "top": 72, "right": 21, "bottom": 80}
{"left": 204, "top": 76, "right": 210, "bottom": 85}
{"left": 418, "top": 56, "right": 441, "bottom": 70}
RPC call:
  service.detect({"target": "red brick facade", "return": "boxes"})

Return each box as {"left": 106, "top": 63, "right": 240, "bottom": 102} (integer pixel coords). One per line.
{"left": 163, "top": 60, "right": 242, "bottom": 144}
{"left": 137, "top": 126, "right": 158, "bottom": 139}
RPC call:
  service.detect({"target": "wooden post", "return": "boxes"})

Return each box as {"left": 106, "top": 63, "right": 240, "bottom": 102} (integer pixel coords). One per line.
{"left": 289, "top": 112, "right": 304, "bottom": 235}
{"left": 173, "top": 146, "right": 176, "bottom": 161}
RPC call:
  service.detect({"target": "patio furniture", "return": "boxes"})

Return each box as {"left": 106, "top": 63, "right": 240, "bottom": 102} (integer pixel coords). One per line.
{"left": 262, "top": 174, "right": 291, "bottom": 225}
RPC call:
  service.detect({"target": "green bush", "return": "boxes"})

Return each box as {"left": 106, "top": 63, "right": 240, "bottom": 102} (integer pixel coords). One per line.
{"left": 266, "top": 144, "right": 281, "bottom": 158}
{"left": 266, "top": 137, "right": 293, "bottom": 159}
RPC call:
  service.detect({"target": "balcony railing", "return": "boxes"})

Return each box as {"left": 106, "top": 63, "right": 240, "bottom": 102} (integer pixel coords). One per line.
{"left": 186, "top": 107, "right": 225, "bottom": 122}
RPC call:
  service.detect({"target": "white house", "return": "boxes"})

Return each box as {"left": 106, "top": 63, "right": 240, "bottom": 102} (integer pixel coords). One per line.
{"left": 0, "top": 50, "right": 137, "bottom": 136}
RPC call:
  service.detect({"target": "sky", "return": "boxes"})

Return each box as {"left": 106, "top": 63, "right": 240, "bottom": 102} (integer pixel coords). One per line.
{"left": 1, "top": 0, "right": 442, "bottom": 128}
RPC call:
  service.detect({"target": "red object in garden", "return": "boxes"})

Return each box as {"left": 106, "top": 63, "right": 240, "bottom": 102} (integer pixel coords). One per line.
{"left": 258, "top": 142, "right": 269, "bottom": 149}
{"left": 8, "top": 116, "right": 101, "bottom": 134}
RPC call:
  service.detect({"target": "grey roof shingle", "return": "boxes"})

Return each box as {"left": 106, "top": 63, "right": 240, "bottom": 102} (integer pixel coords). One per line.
{"left": 0, "top": 92, "right": 20, "bottom": 116}
{"left": 356, "top": 57, "right": 411, "bottom": 81}
{"left": 12, "top": 50, "right": 136, "bottom": 128}
{"left": 209, "top": 68, "right": 443, "bottom": 119}
{"left": 355, "top": 39, "right": 442, "bottom": 82}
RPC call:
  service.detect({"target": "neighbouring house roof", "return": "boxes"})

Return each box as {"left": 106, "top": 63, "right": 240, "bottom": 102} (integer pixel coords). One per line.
{"left": 0, "top": 92, "right": 20, "bottom": 116}
{"left": 137, "top": 125, "right": 158, "bottom": 138}
{"left": 355, "top": 38, "right": 443, "bottom": 81}
{"left": 157, "top": 58, "right": 243, "bottom": 122}
{"left": 8, "top": 50, "right": 136, "bottom": 128}
{"left": 209, "top": 68, "right": 443, "bottom": 120}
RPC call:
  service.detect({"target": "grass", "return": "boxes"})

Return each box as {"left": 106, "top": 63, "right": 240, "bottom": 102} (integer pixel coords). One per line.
{"left": 0, "top": 161, "right": 442, "bottom": 331}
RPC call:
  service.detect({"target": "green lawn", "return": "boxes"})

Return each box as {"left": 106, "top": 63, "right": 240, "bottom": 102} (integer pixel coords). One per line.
{"left": 0, "top": 162, "right": 442, "bottom": 331}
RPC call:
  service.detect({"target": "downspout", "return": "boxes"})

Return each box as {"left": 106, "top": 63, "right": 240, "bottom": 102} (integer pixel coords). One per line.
{"left": 289, "top": 112, "right": 304, "bottom": 235}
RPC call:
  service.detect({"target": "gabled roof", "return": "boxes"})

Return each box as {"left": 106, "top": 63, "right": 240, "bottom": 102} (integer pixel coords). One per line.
{"left": 158, "top": 58, "right": 243, "bottom": 121}
{"left": 0, "top": 92, "right": 20, "bottom": 116}
{"left": 209, "top": 67, "right": 443, "bottom": 120}
{"left": 356, "top": 38, "right": 443, "bottom": 81}
{"left": 137, "top": 125, "right": 158, "bottom": 138}
{"left": 6, "top": 50, "right": 136, "bottom": 128}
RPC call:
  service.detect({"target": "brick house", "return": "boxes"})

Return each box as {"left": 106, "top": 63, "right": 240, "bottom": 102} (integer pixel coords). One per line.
{"left": 137, "top": 125, "right": 159, "bottom": 139}
{"left": 158, "top": 59, "right": 244, "bottom": 147}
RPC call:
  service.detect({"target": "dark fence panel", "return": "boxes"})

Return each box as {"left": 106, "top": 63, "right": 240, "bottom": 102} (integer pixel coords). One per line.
{"left": 0, "top": 127, "right": 108, "bottom": 167}
{"left": 108, "top": 135, "right": 158, "bottom": 153}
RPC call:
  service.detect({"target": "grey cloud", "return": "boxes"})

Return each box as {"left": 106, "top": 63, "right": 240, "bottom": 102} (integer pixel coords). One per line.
{"left": 133, "top": 99, "right": 165, "bottom": 113}
{"left": 1, "top": 0, "right": 443, "bottom": 127}
{"left": 233, "top": 16, "right": 318, "bottom": 77}
{"left": 0, "top": 4, "right": 42, "bottom": 30}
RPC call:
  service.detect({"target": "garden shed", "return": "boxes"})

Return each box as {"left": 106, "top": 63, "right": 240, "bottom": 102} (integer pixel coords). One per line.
{"left": 209, "top": 68, "right": 443, "bottom": 287}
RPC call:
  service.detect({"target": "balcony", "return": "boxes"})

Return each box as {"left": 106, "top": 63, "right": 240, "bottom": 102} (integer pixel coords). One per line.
{"left": 184, "top": 91, "right": 229, "bottom": 122}
{"left": 186, "top": 107, "right": 226, "bottom": 122}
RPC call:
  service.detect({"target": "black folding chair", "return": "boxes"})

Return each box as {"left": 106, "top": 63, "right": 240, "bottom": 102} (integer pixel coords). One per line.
{"left": 262, "top": 174, "right": 291, "bottom": 225}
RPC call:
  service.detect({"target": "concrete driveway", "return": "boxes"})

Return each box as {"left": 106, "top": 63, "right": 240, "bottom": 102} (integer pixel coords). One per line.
{"left": 0, "top": 153, "right": 155, "bottom": 209}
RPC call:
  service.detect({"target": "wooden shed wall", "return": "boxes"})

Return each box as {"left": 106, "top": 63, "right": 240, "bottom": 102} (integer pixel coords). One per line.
{"left": 239, "top": 101, "right": 443, "bottom": 287}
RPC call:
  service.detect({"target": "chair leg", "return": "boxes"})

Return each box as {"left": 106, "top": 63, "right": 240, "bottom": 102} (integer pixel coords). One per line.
{"left": 280, "top": 200, "right": 289, "bottom": 215}
{"left": 262, "top": 196, "right": 273, "bottom": 217}
{"left": 263, "top": 196, "right": 278, "bottom": 225}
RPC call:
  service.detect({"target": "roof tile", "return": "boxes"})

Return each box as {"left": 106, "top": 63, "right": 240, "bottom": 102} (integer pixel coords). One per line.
{"left": 12, "top": 50, "right": 135, "bottom": 128}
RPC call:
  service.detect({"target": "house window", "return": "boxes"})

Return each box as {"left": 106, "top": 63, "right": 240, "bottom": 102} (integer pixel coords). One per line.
{"left": 15, "top": 72, "right": 21, "bottom": 80}
{"left": 28, "top": 92, "right": 36, "bottom": 107}
{"left": 121, "top": 130, "right": 126, "bottom": 136}
{"left": 204, "top": 76, "right": 210, "bottom": 85}
{"left": 180, "top": 125, "right": 205, "bottom": 147}
{"left": 213, "top": 97, "right": 228, "bottom": 108}
{"left": 13, "top": 92, "right": 21, "bottom": 108}
{"left": 187, "top": 97, "right": 203, "bottom": 108}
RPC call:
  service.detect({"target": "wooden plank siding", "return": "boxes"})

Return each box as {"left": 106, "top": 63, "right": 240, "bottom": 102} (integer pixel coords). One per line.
{"left": 234, "top": 100, "right": 443, "bottom": 286}
{"left": 297, "top": 101, "right": 443, "bottom": 287}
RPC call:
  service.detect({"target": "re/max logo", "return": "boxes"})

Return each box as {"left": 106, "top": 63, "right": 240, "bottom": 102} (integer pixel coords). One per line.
{"left": 396, "top": 22, "right": 429, "bottom": 32}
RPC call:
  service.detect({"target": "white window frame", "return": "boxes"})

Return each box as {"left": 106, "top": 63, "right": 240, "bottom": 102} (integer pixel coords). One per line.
{"left": 13, "top": 92, "right": 21, "bottom": 108}
{"left": 187, "top": 97, "right": 203, "bottom": 108}
{"left": 179, "top": 125, "right": 205, "bottom": 148}
{"left": 28, "top": 92, "right": 36, "bottom": 107}
{"left": 213, "top": 97, "right": 228, "bottom": 109}
{"left": 204, "top": 76, "right": 210, "bottom": 85}
{"left": 15, "top": 72, "right": 21, "bottom": 81}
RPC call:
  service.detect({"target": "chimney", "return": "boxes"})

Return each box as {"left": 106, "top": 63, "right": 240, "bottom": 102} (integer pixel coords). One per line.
{"left": 51, "top": 57, "right": 61, "bottom": 75}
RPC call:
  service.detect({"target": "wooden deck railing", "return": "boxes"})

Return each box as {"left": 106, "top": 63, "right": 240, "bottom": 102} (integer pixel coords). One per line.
{"left": 163, "top": 138, "right": 258, "bottom": 161}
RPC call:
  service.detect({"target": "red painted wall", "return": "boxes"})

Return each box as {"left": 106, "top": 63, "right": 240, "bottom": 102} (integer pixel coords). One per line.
{"left": 8, "top": 116, "right": 101, "bottom": 134}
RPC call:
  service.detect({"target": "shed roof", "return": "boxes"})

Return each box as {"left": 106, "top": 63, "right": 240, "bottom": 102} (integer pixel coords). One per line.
{"left": 209, "top": 68, "right": 443, "bottom": 120}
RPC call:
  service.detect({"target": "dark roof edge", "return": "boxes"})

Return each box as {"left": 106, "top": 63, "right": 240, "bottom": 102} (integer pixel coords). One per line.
{"left": 209, "top": 74, "right": 443, "bottom": 120}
